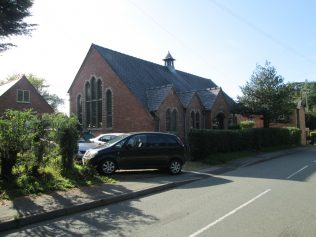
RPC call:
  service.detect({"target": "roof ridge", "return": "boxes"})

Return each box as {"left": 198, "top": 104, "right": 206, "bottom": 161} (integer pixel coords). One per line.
{"left": 92, "top": 43, "right": 215, "bottom": 83}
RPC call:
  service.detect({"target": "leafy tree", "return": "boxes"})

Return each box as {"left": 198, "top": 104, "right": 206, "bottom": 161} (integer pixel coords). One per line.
{"left": 289, "top": 81, "right": 316, "bottom": 112}
{"left": 0, "top": 0, "right": 36, "bottom": 51}
{"left": 2, "top": 74, "right": 64, "bottom": 111}
{"left": 238, "top": 61, "right": 294, "bottom": 128}
{"left": 27, "top": 74, "right": 64, "bottom": 111}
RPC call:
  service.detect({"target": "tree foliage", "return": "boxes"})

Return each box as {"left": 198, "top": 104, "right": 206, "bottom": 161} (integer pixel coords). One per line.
{"left": 288, "top": 81, "right": 316, "bottom": 112}
{"left": 0, "top": 110, "right": 34, "bottom": 178}
{"left": 238, "top": 61, "right": 295, "bottom": 128}
{"left": 0, "top": 0, "right": 36, "bottom": 51}
{"left": 0, "top": 110, "right": 80, "bottom": 178}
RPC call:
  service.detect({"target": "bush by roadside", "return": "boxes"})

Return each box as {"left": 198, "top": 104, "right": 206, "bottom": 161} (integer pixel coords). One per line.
{"left": 0, "top": 110, "right": 115, "bottom": 200}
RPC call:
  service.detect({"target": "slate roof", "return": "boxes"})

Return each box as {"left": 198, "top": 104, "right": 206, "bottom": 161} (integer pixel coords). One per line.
{"left": 146, "top": 84, "right": 173, "bottom": 111}
{"left": 197, "top": 88, "right": 221, "bottom": 110}
{"left": 91, "top": 44, "right": 234, "bottom": 111}
{"left": 177, "top": 91, "right": 195, "bottom": 108}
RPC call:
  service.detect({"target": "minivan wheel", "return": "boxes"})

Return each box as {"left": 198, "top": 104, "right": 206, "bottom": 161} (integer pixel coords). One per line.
{"left": 98, "top": 160, "right": 116, "bottom": 175}
{"left": 168, "top": 159, "right": 182, "bottom": 174}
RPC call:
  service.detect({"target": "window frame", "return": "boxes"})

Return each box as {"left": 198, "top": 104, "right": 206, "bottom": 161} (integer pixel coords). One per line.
{"left": 85, "top": 77, "right": 103, "bottom": 129}
{"left": 166, "top": 108, "right": 177, "bottom": 132}
{"left": 16, "top": 89, "right": 30, "bottom": 103}
{"left": 106, "top": 89, "right": 113, "bottom": 128}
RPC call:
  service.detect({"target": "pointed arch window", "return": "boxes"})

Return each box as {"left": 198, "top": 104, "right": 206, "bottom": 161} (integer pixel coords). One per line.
{"left": 191, "top": 111, "right": 195, "bottom": 128}
{"left": 106, "top": 90, "right": 113, "bottom": 128}
{"left": 77, "top": 95, "right": 83, "bottom": 124}
{"left": 85, "top": 77, "right": 102, "bottom": 128}
{"left": 190, "top": 110, "right": 201, "bottom": 129}
{"left": 166, "top": 108, "right": 177, "bottom": 132}
{"left": 195, "top": 112, "right": 200, "bottom": 129}
{"left": 166, "top": 109, "right": 171, "bottom": 131}
{"left": 171, "top": 109, "right": 177, "bottom": 131}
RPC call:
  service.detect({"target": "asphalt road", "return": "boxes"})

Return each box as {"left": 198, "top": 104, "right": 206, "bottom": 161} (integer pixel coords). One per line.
{"left": 3, "top": 148, "right": 316, "bottom": 237}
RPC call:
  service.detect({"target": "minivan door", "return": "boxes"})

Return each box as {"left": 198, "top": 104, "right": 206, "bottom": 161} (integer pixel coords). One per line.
{"left": 118, "top": 134, "right": 152, "bottom": 169}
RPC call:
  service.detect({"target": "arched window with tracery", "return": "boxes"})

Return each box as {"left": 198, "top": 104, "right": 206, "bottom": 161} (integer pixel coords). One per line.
{"left": 85, "top": 77, "right": 102, "bottom": 128}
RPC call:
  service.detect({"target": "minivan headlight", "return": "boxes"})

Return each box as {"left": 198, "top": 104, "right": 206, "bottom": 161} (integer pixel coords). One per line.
{"left": 83, "top": 149, "right": 98, "bottom": 160}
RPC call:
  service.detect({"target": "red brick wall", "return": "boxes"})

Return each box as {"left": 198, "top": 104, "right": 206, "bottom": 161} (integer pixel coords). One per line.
{"left": 0, "top": 77, "right": 54, "bottom": 114}
{"left": 157, "top": 88, "right": 185, "bottom": 139}
{"left": 69, "top": 47, "right": 155, "bottom": 136}
{"left": 208, "top": 91, "right": 230, "bottom": 129}
{"left": 186, "top": 93, "right": 204, "bottom": 131}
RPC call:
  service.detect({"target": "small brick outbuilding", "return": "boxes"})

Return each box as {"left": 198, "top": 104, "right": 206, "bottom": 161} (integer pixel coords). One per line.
{"left": 68, "top": 44, "right": 234, "bottom": 141}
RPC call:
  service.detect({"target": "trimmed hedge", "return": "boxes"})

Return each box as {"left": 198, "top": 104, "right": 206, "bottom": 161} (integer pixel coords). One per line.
{"left": 189, "top": 127, "right": 301, "bottom": 160}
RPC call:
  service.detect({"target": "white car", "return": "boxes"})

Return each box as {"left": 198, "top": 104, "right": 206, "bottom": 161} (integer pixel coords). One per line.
{"left": 77, "top": 138, "right": 100, "bottom": 159}
{"left": 89, "top": 133, "right": 124, "bottom": 145}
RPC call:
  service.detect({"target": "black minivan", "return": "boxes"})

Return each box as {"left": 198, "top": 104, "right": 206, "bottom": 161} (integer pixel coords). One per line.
{"left": 82, "top": 132, "right": 186, "bottom": 175}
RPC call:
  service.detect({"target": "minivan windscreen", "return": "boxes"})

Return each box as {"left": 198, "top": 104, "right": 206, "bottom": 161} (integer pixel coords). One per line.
{"left": 101, "top": 133, "right": 130, "bottom": 148}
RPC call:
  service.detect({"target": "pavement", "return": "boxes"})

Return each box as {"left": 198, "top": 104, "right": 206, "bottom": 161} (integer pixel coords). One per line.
{"left": 0, "top": 146, "right": 313, "bottom": 233}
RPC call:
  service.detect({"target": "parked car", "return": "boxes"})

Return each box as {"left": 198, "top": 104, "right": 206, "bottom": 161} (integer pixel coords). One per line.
{"left": 90, "top": 133, "right": 124, "bottom": 145}
{"left": 77, "top": 137, "right": 100, "bottom": 159}
{"left": 82, "top": 132, "right": 186, "bottom": 175}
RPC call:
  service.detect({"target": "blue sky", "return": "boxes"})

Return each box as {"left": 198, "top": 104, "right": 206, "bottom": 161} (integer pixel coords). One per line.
{"left": 0, "top": 0, "right": 315, "bottom": 113}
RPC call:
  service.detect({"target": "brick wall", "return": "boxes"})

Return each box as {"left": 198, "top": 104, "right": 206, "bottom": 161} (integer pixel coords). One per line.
{"left": 185, "top": 93, "right": 204, "bottom": 131}
{"left": 157, "top": 88, "right": 185, "bottom": 139}
{"left": 208, "top": 90, "right": 230, "bottom": 129}
{"left": 69, "top": 47, "right": 155, "bottom": 136}
{"left": 0, "top": 77, "right": 54, "bottom": 114}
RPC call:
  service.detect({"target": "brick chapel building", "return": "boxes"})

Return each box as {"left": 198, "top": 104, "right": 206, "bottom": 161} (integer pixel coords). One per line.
{"left": 68, "top": 44, "right": 234, "bottom": 141}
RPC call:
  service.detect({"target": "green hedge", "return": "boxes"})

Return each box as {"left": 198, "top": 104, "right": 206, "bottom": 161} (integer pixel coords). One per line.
{"left": 189, "top": 127, "right": 301, "bottom": 160}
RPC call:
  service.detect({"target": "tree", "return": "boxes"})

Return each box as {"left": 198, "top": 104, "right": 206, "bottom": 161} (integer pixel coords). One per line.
{"left": 3, "top": 74, "right": 64, "bottom": 111}
{"left": 0, "top": 0, "right": 36, "bottom": 51}
{"left": 238, "top": 61, "right": 294, "bottom": 128}
{"left": 289, "top": 81, "right": 316, "bottom": 112}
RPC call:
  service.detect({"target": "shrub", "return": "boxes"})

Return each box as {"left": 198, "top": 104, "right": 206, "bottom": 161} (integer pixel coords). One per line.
{"left": 50, "top": 114, "right": 79, "bottom": 172}
{"left": 240, "top": 120, "right": 255, "bottom": 129}
{"left": 0, "top": 110, "right": 35, "bottom": 178}
{"left": 310, "top": 131, "right": 316, "bottom": 144}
